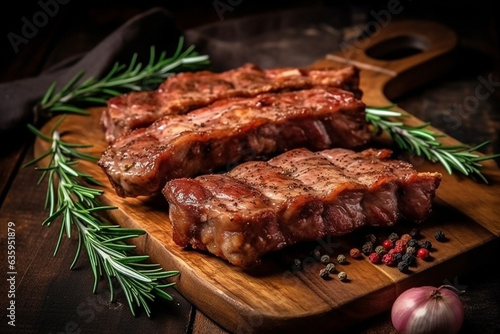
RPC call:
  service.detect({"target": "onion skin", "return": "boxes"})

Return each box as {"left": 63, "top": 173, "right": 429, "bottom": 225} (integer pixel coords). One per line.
{"left": 391, "top": 286, "right": 464, "bottom": 334}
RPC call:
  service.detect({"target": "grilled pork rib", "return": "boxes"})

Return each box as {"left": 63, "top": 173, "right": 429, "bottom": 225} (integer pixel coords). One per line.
{"left": 99, "top": 88, "right": 369, "bottom": 197}
{"left": 100, "top": 63, "right": 361, "bottom": 142}
{"left": 163, "top": 148, "right": 441, "bottom": 267}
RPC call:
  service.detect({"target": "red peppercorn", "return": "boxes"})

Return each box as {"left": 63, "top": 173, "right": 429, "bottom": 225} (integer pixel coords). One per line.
{"left": 382, "top": 239, "right": 393, "bottom": 251}
{"left": 417, "top": 248, "right": 430, "bottom": 260}
{"left": 393, "top": 244, "right": 405, "bottom": 254}
{"left": 394, "top": 240, "right": 407, "bottom": 253}
{"left": 395, "top": 239, "right": 405, "bottom": 247}
{"left": 382, "top": 253, "right": 396, "bottom": 266}
{"left": 368, "top": 252, "right": 380, "bottom": 264}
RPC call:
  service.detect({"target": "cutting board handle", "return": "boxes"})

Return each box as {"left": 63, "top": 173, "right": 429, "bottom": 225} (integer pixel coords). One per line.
{"left": 325, "top": 19, "right": 458, "bottom": 104}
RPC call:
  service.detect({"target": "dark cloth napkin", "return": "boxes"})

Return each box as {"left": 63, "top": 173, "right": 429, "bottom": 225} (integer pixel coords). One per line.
{"left": 0, "top": 5, "right": 365, "bottom": 137}
{"left": 0, "top": 7, "right": 182, "bottom": 137}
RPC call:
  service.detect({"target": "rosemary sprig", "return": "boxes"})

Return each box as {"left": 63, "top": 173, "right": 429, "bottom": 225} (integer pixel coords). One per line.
{"left": 23, "top": 117, "right": 179, "bottom": 317}
{"left": 26, "top": 40, "right": 209, "bottom": 317}
{"left": 366, "top": 105, "right": 500, "bottom": 183}
{"left": 36, "top": 36, "right": 210, "bottom": 117}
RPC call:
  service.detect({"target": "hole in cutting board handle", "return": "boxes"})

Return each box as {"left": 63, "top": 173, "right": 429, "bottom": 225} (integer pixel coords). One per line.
{"left": 365, "top": 35, "right": 429, "bottom": 60}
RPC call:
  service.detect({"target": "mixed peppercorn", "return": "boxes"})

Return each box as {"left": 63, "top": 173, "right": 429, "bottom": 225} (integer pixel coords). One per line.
{"left": 361, "top": 228, "right": 446, "bottom": 273}
{"left": 292, "top": 228, "right": 447, "bottom": 280}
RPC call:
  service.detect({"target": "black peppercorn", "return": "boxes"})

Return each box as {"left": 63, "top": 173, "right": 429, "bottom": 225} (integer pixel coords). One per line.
{"left": 313, "top": 249, "right": 321, "bottom": 260}
{"left": 361, "top": 241, "right": 373, "bottom": 255}
{"left": 410, "top": 228, "right": 420, "bottom": 238}
{"left": 397, "top": 260, "right": 409, "bottom": 273}
{"left": 402, "top": 253, "right": 416, "bottom": 266}
{"left": 320, "top": 254, "right": 331, "bottom": 264}
{"left": 406, "top": 246, "right": 416, "bottom": 255}
{"left": 375, "top": 245, "right": 386, "bottom": 256}
{"left": 365, "top": 234, "right": 377, "bottom": 244}
{"left": 407, "top": 239, "right": 419, "bottom": 249}
{"left": 394, "top": 253, "right": 403, "bottom": 263}
{"left": 292, "top": 258, "right": 302, "bottom": 270}
{"left": 388, "top": 232, "right": 399, "bottom": 243}
{"left": 319, "top": 268, "right": 330, "bottom": 279}
{"left": 434, "top": 230, "right": 446, "bottom": 241}
{"left": 420, "top": 240, "right": 432, "bottom": 250}
{"left": 337, "top": 254, "right": 347, "bottom": 264}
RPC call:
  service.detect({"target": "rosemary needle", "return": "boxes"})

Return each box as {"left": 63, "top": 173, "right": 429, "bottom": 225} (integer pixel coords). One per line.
{"left": 366, "top": 105, "right": 500, "bottom": 183}
{"left": 24, "top": 119, "right": 179, "bottom": 317}
{"left": 26, "top": 39, "right": 210, "bottom": 317}
{"left": 36, "top": 36, "right": 210, "bottom": 117}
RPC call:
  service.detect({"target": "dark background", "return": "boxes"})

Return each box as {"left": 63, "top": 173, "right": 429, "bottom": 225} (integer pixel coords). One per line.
{"left": 1, "top": 0, "right": 499, "bottom": 79}
{"left": 1, "top": 0, "right": 499, "bottom": 151}
{"left": 1, "top": 1, "right": 499, "bottom": 333}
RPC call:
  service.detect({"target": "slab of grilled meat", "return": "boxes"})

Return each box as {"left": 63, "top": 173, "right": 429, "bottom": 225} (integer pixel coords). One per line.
{"left": 99, "top": 88, "right": 369, "bottom": 197}
{"left": 100, "top": 63, "right": 361, "bottom": 143}
{"left": 163, "top": 148, "right": 441, "bottom": 267}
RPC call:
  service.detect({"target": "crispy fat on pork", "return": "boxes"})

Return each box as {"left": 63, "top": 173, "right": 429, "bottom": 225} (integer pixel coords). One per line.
{"left": 163, "top": 148, "right": 441, "bottom": 267}
{"left": 100, "top": 63, "right": 362, "bottom": 142}
{"left": 99, "top": 88, "right": 369, "bottom": 197}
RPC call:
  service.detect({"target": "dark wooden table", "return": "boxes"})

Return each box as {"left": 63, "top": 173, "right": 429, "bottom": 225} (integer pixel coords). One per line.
{"left": 1, "top": 2, "right": 500, "bottom": 333}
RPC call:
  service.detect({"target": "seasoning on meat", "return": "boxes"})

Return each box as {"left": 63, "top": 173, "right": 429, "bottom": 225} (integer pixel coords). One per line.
{"left": 163, "top": 148, "right": 441, "bottom": 268}
{"left": 100, "top": 63, "right": 362, "bottom": 143}
{"left": 98, "top": 88, "right": 369, "bottom": 197}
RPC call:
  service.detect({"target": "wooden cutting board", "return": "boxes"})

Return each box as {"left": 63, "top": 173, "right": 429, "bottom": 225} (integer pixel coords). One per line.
{"left": 35, "top": 20, "right": 500, "bottom": 334}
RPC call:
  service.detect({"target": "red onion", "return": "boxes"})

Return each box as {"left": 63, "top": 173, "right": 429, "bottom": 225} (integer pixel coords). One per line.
{"left": 391, "top": 285, "right": 464, "bottom": 334}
